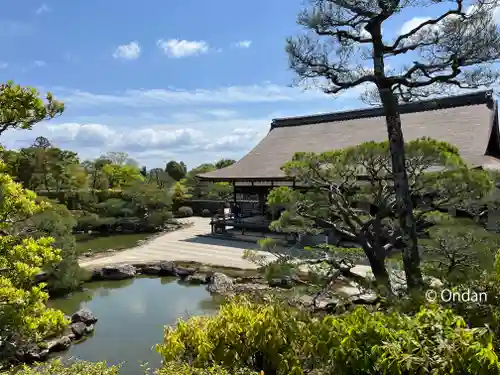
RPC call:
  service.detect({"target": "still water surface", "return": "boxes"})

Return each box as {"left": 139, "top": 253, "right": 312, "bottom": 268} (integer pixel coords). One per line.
{"left": 49, "top": 277, "right": 221, "bottom": 374}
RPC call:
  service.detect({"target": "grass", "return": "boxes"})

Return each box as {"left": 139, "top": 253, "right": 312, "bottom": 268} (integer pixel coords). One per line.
{"left": 75, "top": 232, "right": 154, "bottom": 254}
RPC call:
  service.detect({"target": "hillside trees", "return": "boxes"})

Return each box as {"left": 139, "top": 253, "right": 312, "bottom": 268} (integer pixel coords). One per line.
{"left": 266, "top": 139, "right": 492, "bottom": 290}
{"left": 287, "top": 0, "right": 500, "bottom": 289}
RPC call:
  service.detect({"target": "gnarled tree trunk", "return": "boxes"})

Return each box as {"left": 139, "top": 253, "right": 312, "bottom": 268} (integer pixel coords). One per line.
{"left": 377, "top": 86, "right": 423, "bottom": 290}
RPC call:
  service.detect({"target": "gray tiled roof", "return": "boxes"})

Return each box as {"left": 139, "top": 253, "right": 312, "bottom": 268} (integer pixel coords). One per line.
{"left": 198, "top": 91, "right": 500, "bottom": 181}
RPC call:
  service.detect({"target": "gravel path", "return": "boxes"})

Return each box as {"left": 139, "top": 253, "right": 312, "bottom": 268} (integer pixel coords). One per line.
{"left": 79, "top": 217, "right": 268, "bottom": 269}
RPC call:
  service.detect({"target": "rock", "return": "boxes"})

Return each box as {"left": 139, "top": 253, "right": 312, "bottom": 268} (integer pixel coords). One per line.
{"left": 234, "top": 283, "right": 270, "bottom": 293}
{"left": 100, "top": 264, "right": 137, "bottom": 280}
{"left": 426, "top": 276, "right": 444, "bottom": 289}
{"left": 83, "top": 252, "right": 93, "bottom": 258}
{"left": 71, "top": 308, "right": 98, "bottom": 325}
{"left": 15, "top": 343, "right": 43, "bottom": 363}
{"left": 46, "top": 336, "right": 71, "bottom": 353}
{"left": 38, "top": 349, "right": 49, "bottom": 361}
{"left": 142, "top": 264, "right": 162, "bottom": 275}
{"left": 315, "top": 296, "right": 340, "bottom": 311}
{"left": 185, "top": 273, "right": 208, "bottom": 285}
{"left": 351, "top": 293, "right": 379, "bottom": 305}
{"left": 268, "top": 276, "right": 294, "bottom": 289}
{"left": 70, "top": 322, "right": 87, "bottom": 338}
{"left": 234, "top": 275, "right": 264, "bottom": 284}
{"left": 85, "top": 324, "right": 95, "bottom": 334}
{"left": 34, "top": 271, "right": 49, "bottom": 283}
{"left": 91, "top": 268, "right": 103, "bottom": 280}
{"left": 175, "top": 267, "right": 196, "bottom": 279}
{"left": 207, "top": 272, "right": 234, "bottom": 294}
{"left": 158, "top": 261, "right": 177, "bottom": 276}
{"left": 67, "top": 333, "right": 76, "bottom": 341}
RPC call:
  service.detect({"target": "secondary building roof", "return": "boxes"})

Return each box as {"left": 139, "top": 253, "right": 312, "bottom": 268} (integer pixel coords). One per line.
{"left": 198, "top": 90, "right": 500, "bottom": 182}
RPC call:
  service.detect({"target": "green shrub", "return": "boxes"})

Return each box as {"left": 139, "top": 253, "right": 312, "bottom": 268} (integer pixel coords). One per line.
{"left": 177, "top": 206, "right": 193, "bottom": 217}
{"left": 157, "top": 297, "right": 500, "bottom": 375}
{"left": 5, "top": 360, "right": 120, "bottom": 374}
{"left": 158, "top": 363, "right": 259, "bottom": 375}
{"left": 201, "top": 208, "right": 211, "bottom": 217}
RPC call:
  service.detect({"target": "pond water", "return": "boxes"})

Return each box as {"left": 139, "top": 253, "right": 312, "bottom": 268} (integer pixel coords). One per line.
{"left": 48, "top": 277, "right": 222, "bottom": 374}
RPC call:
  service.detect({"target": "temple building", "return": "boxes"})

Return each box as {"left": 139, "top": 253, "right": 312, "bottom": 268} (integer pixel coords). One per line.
{"left": 197, "top": 90, "right": 500, "bottom": 233}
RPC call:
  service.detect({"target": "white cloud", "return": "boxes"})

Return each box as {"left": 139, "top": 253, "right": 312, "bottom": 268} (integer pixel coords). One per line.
{"left": 35, "top": 3, "right": 50, "bottom": 15}
{"left": 0, "top": 62, "right": 8, "bottom": 69}
{"left": 33, "top": 60, "right": 47, "bottom": 68}
{"left": 55, "top": 83, "right": 337, "bottom": 108}
{"left": 233, "top": 40, "right": 252, "bottom": 48}
{"left": 113, "top": 41, "right": 141, "bottom": 60}
{"left": 399, "top": 17, "right": 432, "bottom": 35}
{"left": 156, "top": 39, "right": 209, "bottom": 58}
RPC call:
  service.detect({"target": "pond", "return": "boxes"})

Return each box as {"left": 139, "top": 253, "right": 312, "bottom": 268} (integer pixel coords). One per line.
{"left": 75, "top": 232, "right": 153, "bottom": 254}
{"left": 48, "top": 277, "right": 222, "bottom": 374}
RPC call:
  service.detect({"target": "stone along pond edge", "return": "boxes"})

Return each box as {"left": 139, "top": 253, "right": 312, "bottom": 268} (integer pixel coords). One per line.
{"left": 15, "top": 259, "right": 381, "bottom": 367}
{"left": 12, "top": 260, "right": 272, "bottom": 367}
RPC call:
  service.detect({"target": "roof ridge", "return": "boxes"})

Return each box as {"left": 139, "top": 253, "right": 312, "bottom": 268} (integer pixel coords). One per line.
{"left": 271, "top": 90, "right": 494, "bottom": 128}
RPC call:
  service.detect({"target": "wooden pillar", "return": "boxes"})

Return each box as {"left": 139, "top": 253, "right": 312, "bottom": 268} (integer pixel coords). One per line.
{"left": 232, "top": 181, "right": 237, "bottom": 204}
{"left": 258, "top": 190, "right": 265, "bottom": 216}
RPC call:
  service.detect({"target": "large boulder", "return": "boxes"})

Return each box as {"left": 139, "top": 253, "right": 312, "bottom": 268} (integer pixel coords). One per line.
{"left": 185, "top": 273, "right": 209, "bottom": 285}
{"left": 268, "top": 276, "right": 294, "bottom": 289}
{"left": 175, "top": 267, "right": 196, "bottom": 279}
{"left": 207, "top": 272, "right": 234, "bottom": 294}
{"left": 100, "top": 264, "right": 137, "bottom": 280}
{"left": 158, "top": 261, "right": 177, "bottom": 276}
{"left": 142, "top": 264, "right": 162, "bottom": 275}
{"left": 71, "top": 308, "right": 98, "bottom": 325}
{"left": 46, "top": 336, "right": 71, "bottom": 353}
{"left": 70, "top": 322, "right": 87, "bottom": 338}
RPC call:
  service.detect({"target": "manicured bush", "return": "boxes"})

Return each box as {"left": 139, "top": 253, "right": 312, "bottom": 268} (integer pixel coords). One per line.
{"left": 157, "top": 297, "right": 500, "bottom": 375}
{"left": 201, "top": 208, "right": 212, "bottom": 217}
{"left": 177, "top": 206, "right": 193, "bottom": 217}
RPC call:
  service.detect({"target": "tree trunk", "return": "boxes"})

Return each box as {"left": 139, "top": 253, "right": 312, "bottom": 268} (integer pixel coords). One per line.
{"left": 363, "top": 245, "right": 391, "bottom": 294}
{"left": 377, "top": 86, "right": 423, "bottom": 290}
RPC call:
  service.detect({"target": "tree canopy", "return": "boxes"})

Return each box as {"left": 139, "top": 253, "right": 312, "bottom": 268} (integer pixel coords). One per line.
{"left": 0, "top": 82, "right": 64, "bottom": 136}
{"left": 286, "top": 0, "right": 500, "bottom": 290}
{"left": 267, "top": 138, "right": 493, "bottom": 290}
{"left": 0, "top": 159, "right": 67, "bottom": 352}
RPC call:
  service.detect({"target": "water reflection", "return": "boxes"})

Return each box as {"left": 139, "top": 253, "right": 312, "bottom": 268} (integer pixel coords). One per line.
{"left": 48, "top": 276, "right": 220, "bottom": 375}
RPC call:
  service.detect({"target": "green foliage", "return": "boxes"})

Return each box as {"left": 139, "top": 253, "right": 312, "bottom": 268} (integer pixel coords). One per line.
{"left": 215, "top": 159, "right": 236, "bottom": 170}
{"left": 6, "top": 360, "right": 121, "bottom": 374}
{"left": 421, "top": 217, "right": 500, "bottom": 285}
{"left": 2, "top": 141, "right": 84, "bottom": 192}
{"left": 165, "top": 160, "right": 187, "bottom": 181}
{"left": 101, "top": 163, "right": 144, "bottom": 189}
{"left": 0, "top": 160, "right": 67, "bottom": 350}
{"left": 201, "top": 209, "right": 211, "bottom": 217}
{"left": 158, "top": 363, "right": 259, "bottom": 375}
{"left": 157, "top": 297, "right": 500, "bottom": 375}
{"left": 177, "top": 206, "right": 193, "bottom": 218}
{"left": 268, "top": 138, "right": 493, "bottom": 288}
{"left": 183, "top": 163, "right": 231, "bottom": 200}
{"left": 0, "top": 81, "right": 64, "bottom": 136}
{"left": 18, "top": 201, "right": 86, "bottom": 294}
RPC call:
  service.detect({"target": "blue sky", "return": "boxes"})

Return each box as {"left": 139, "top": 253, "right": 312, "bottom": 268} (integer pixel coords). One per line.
{"left": 0, "top": 0, "right": 492, "bottom": 169}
